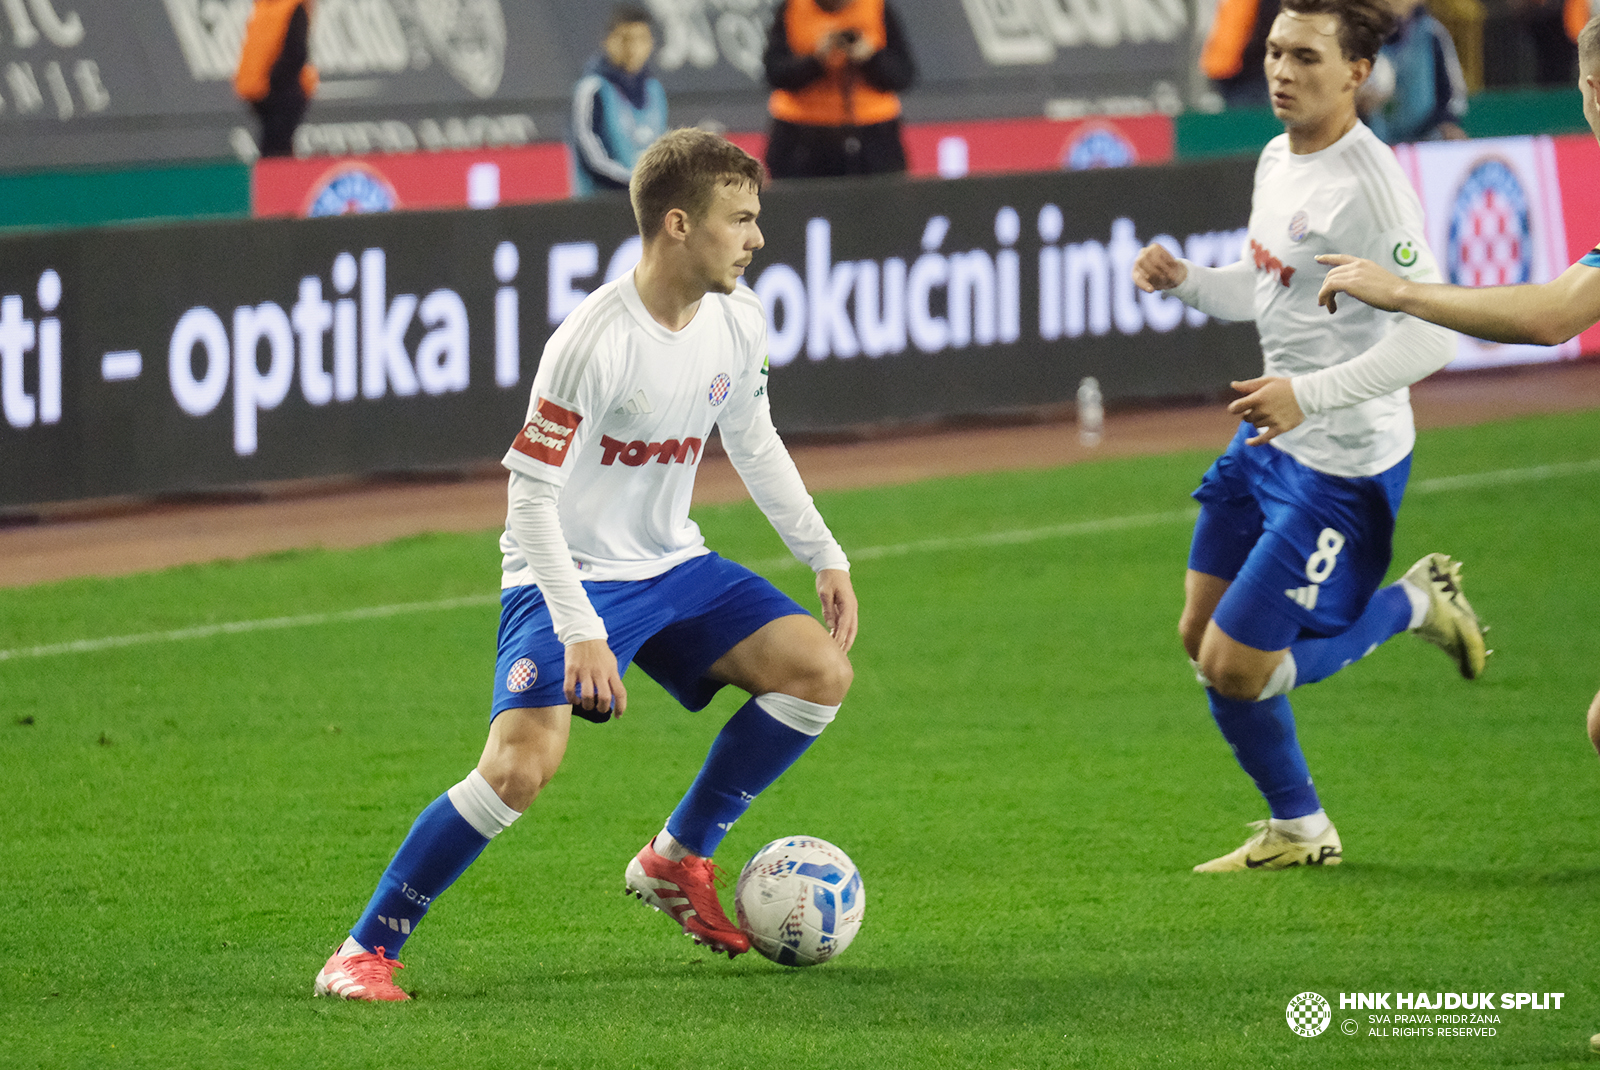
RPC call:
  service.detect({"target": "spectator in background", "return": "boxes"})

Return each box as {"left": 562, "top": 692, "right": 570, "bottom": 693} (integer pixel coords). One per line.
{"left": 235, "top": 0, "right": 316, "bottom": 158}
{"left": 1360, "top": 0, "right": 1470, "bottom": 142}
{"left": 1569, "top": 0, "right": 1598, "bottom": 45}
{"left": 762, "top": 0, "right": 916, "bottom": 179}
{"left": 570, "top": 5, "right": 668, "bottom": 198}
{"left": 1202, "top": 0, "right": 1277, "bottom": 107}
{"left": 1515, "top": 0, "right": 1579, "bottom": 82}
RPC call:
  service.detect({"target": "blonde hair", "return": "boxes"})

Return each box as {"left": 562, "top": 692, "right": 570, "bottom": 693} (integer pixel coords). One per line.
{"left": 1580, "top": 15, "right": 1600, "bottom": 71}
{"left": 629, "top": 128, "right": 764, "bottom": 241}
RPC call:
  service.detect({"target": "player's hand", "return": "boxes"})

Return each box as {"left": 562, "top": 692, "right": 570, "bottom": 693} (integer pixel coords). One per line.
{"left": 1132, "top": 243, "right": 1187, "bottom": 293}
{"left": 816, "top": 568, "right": 858, "bottom": 653}
{"left": 1315, "top": 254, "right": 1405, "bottom": 315}
{"left": 563, "top": 638, "right": 627, "bottom": 718}
{"left": 1228, "top": 376, "right": 1304, "bottom": 445}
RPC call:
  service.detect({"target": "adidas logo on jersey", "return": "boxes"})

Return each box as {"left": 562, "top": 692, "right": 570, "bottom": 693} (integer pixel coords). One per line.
{"left": 616, "top": 390, "right": 654, "bottom": 416}
{"left": 1285, "top": 584, "right": 1320, "bottom": 609}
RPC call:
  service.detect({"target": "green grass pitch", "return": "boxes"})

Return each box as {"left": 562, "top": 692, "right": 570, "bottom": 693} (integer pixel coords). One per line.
{"left": 3, "top": 409, "right": 1599, "bottom": 1069}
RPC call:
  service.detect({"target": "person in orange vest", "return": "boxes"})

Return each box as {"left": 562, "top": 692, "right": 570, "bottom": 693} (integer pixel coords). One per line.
{"left": 762, "top": 0, "right": 916, "bottom": 179}
{"left": 1201, "top": 0, "right": 1276, "bottom": 107}
{"left": 1569, "top": 0, "right": 1598, "bottom": 41}
{"left": 235, "top": 0, "right": 318, "bottom": 158}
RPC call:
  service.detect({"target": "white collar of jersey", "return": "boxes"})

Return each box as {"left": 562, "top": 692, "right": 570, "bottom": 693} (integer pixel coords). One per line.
{"left": 619, "top": 270, "right": 711, "bottom": 345}
{"left": 1282, "top": 119, "right": 1370, "bottom": 164}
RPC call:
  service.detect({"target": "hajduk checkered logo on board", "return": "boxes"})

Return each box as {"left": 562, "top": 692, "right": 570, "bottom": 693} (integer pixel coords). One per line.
{"left": 1447, "top": 158, "right": 1531, "bottom": 288}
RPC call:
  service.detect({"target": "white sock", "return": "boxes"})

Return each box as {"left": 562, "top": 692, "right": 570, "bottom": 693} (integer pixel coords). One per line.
{"left": 652, "top": 827, "right": 692, "bottom": 861}
{"left": 446, "top": 769, "right": 522, "bottom": 840}
{"left": 1270, "top": 810, "right": 1331, "bottom": 840}
{"left": 1255, "top": 652, "right": 1298, "bottom": 700}
{"left": 1398, "top": 578, "right": 1431, "bottom": 630}
{"left": 754, "top": 692, "right": 839, "bottom": 736}
{"left": 338, "top": 935, "right": 367, "bottom": 956}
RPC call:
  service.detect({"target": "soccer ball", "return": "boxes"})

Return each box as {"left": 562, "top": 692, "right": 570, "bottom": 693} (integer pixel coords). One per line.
{"left": 734, "top": 836, "right": 865, "bottom": 967}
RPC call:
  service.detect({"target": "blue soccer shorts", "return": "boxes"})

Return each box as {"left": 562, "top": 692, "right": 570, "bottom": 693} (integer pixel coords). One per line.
{"left": 1188, "top": 421, "right": 1411, "bottom": 651}
{"left": 491, "top": 552, "right": 810, "bottom": 723}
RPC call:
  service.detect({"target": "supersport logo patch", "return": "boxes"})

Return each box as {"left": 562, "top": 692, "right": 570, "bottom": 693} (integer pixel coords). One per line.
{"left": 511, "top": 397, "right": 582, "bottom": 466}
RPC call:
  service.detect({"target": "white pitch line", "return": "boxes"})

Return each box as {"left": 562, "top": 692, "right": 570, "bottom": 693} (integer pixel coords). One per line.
{"left": 749, "top": 508, "right": 1200, "bottom": 573}
{"left": 1, "top": 456, "right": 1594, "bottom": 662}
{"left": 0, "top": 594, "right": 499, "bottom": 661}
{"left": 1409, "top": 456, "right": 1600, "bottom": 494}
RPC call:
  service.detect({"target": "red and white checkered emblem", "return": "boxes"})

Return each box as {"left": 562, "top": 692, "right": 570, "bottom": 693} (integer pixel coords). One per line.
{"left": 506, "top": 657, "right": 537, "bottom": 693}
{"left": 708, "top": 373, "right": 731, "bottom": 406}
{"left": 1448, "top": 159, "right": 1530, "bottom": 288}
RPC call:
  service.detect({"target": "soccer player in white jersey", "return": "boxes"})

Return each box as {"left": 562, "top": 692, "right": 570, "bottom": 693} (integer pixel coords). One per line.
{"left": 1316, "top": 24, "right": 1600, "bottom": 1047}
{"left": 1317, "top": 15, "right": 1600, "bottom": 760}
{"left": 314, "top": 129, "right": 858, "bottom": 1001}
{"left": 1132, "top": 0, "right": 1489, "bottom": 872}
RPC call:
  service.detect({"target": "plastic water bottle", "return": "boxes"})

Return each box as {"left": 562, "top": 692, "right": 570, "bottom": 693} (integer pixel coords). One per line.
{"left": 1077, "top": 376, "right": 1104, "bottom": 447}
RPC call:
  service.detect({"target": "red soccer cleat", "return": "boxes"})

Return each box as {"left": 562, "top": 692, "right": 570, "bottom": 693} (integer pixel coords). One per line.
{"left": 313, "top": 944, "right": 410, "bottom": 1002}
{"left": 624, "top": 842, "right": 751, "bottom": 957}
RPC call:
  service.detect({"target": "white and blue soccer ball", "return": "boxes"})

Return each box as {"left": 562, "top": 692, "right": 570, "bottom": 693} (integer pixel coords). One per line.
{"left": 735, "top": 836, "right": 865, "bottom": 967}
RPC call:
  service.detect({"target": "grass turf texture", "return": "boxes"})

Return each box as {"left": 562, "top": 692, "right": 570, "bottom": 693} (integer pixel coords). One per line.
{"left": 3, "top": 409, "right": 1599, "bottom": 1069}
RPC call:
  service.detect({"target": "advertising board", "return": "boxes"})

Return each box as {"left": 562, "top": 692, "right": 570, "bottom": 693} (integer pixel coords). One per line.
{"left": 251, "top": 114, "right": 1176, "bottom": 218}
{"left": 1, "top": 0, "right": 1195, "bottom": 172}
{"left": 0, "top": 160, "right": 1260, "bottom": 507}
{"left": 1395, "top": 135, "right": 1583, "bottom": 368}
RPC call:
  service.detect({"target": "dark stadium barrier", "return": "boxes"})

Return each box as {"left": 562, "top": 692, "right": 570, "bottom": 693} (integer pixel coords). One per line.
{"left": 0, "top": 159, "right": 1261, "bottom": 508}
{"left": 2, "top": 0, "right": 1195, "bottom": 172}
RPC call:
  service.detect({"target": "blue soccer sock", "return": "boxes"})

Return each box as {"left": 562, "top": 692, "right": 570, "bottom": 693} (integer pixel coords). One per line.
{"left": 1286, "top": 584, "right": 1417, "bottom": 689}
{"left": 665, "top": 694, "right": 836, "bottom": 859}
{"left": 350, "top": 771, "right": 518, "bottom": 957}
{"left": 1207, "top": 690, "right": 1321, "bottom": 819}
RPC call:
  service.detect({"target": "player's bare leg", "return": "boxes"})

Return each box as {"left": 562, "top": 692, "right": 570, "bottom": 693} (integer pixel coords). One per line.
{"left": 1179, "top": 569, "right": 1231, "bottom": 663}
{"left": 1587, "top": 688, "right": 1600, "bottom": 758}
{"left": 626, "top": 613, "right": 854, "bottom": 956}
{"left": 706, "top": 613, "right": 855, "bottom": 705}
{"left": 475, "top": 704, "right": 573, "bottom": 812}
{"left": 1196, "top": 620, "right": 1289, "bottom": 702}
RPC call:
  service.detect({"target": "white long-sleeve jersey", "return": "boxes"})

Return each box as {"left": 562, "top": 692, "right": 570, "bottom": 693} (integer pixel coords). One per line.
{"left": 499, "top": 271, "right": 849, "bottom": 644}
{"left": 1171, "top": 121, "right": 1455, "bottom": 478}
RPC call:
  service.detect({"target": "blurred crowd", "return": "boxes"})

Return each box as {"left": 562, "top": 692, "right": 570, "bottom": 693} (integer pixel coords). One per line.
{"left": 1204, "top": 0, "right": 1591, "bottom": 143}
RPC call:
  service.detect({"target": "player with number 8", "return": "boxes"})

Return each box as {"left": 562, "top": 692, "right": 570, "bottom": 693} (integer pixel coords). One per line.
{"left": 1131, "top": 0, "right": 1489, "bottom": 872}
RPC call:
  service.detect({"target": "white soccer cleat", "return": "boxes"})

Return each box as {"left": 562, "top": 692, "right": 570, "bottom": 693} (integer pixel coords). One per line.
{"left": 1193, "top": 819, "right": 1343, "bottom": 872}
{"left": 1402, "top": 553, "right": 1489, "bottom": 680}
